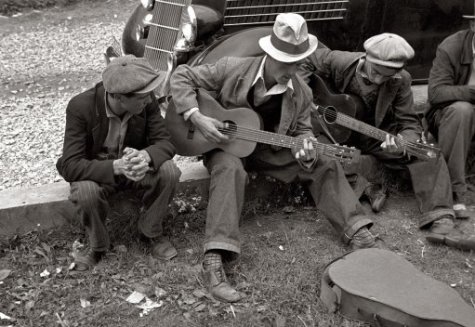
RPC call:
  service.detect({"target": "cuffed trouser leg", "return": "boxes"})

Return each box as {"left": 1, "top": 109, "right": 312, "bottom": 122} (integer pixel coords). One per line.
{"left": 69, "top": 181, "right": 115, "bottom": 252}
{"left": 437, "top": 101, "right": 475, "bottom": 195}
{"left": 303, "top": 157, "right": 373, "bottom": 244}
{"left": 203, "top": 151, "right": 248, "bottom": 254}
{"left": 404, "top": 156, "right": 455, "bottom": 228}
{"left": 137, "top": 160, "right": 181, "bottom": 238}
{"left": 248, "top": 149, "right": 373, "bottom": 245}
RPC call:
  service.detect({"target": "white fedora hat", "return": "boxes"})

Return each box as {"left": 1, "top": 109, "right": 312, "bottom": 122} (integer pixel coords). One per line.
{"left": 259, "top": 13, "right": 318, "bottom": 63}
{"left": 463, "top": 0, "right": 475, "bottom": 19}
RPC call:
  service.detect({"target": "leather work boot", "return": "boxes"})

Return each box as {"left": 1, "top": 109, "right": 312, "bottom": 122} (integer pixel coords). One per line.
{"left": 201, "top": 251, "right": 242, "bottom": 303}
{"left": 74, "top": 249, "right": 105, "bottom": 271}
{"left": 429, "top": 216, "right": 455, "bottom": 235}
{"left": 152, "top": 237, "right": 178, "bottom": 261}
{"left": 350, "top": 227, "right": 377, "bottom": 251}
{"left": 364, "top": 183, "right": 388, "bottom": 213}
{"left": 453, "top": 192, "right": 475, "bottom": 219}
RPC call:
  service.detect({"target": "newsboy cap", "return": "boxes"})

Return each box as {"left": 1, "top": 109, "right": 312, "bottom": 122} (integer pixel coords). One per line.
{"left": 364, "top": 33, "right": 414, "bottom": 68}
{"left": 102, "top": 55, "right": 163, "bottom": 94}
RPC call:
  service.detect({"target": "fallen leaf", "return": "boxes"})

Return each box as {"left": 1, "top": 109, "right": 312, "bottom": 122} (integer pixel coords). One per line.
{"left": 194, "top": 303, "right": 206, "bottom": 312}
{"left": 192, "top": 289, "right": 206, "bottom": 299}
{"left": 0, "top": 269, "right": 12, "bottom": 281}
{"left": 0, "top": 312, "right": 12, "bottom": 320}
{"left": 126, "top": 291, "right": 146, "bottom": 304}
{"left": 40, "top": 269, "right": 50, "bottom": 278}
{"left": 155, "top": 287, "right": 168, "bottom": 299}
{"left": 80, "top": 299, "right": 91, "bottom": 308}
{"left": 25, "top": 300, "right": 35, "bottom": 312}
{"left": 137, "top": 298, "right": 162, "bottom": 316}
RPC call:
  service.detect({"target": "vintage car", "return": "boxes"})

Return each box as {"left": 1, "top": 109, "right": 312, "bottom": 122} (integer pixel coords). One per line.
{"left": 121, "top": 0, "right": 471, "bottom": 83}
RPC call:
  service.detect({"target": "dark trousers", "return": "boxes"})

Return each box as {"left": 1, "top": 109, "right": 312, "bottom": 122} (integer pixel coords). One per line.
{"left": 354, "top": 133, "right": 454, "bottom": 228}
{"left": 430, "top": 101, "right": 475, "bottom": 196}
{"left": 69, "top": 160, "right": 181, "bottom": 251}
{"left": 203, "top": 147, "right": 373, "bottom": 255}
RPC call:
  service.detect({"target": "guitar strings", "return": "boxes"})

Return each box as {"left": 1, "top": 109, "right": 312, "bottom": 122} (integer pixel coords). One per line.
{"left": 313, "top": 105, "right": 438, "bottom": 158}
{"left": 216, "top": 125, "right": 352, "bottom": 158}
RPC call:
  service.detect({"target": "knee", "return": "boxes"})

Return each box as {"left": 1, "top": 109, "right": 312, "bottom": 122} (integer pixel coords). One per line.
{"left": 211, "top": 157, "right": 247, "bottom": 181}
{"left": 443, "top": 101, "right": 474, "bottom": 123}
{"left": 70, "top": 181, "right": 104, "bottom": 206}
{"left": 158, "top": 160, "right": 181, "bottom": 183}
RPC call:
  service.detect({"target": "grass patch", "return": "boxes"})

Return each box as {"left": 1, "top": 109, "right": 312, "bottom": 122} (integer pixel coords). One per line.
{"left": 1, "top": 192, "right": 474, "bottom": 326}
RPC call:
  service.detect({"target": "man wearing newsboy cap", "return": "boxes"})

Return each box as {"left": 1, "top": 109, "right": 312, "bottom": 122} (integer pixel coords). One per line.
{"left": 426, "top": 4, "right": 475, "bottom": 222}
{"left": 57, "top": 55, "right": 181, "bottom": 270}
{"left": 304, "top": 33, "right": 457, "bottom": 241}
{"left": 171, "top": 13, "right": 379, "bottom": 303}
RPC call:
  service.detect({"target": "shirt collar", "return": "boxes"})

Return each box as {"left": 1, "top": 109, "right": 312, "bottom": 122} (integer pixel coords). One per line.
{"left": 252, "top": 55, "right": 294, "bottom": 93}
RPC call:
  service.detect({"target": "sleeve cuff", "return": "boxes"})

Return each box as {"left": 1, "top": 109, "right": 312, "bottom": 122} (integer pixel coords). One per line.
{"left": 183, "top": 107, "right": 200, "bottom": 121}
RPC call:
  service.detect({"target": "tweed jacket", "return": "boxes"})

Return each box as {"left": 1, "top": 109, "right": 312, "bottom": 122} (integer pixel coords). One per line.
{"left": 170, "top": 56, "right": 314, "bottom": 139}
{"left": 427, "top": 29, "right": 475, "bottom": 126}
{"left": 56, "top": 82, "right": 175, "bottom": 185}
{"left": 305, "top": 48, "right": 422, "bottom": 142}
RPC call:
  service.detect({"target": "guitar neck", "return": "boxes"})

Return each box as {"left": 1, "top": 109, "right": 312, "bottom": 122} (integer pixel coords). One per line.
{"left": 144, "top": 0, "right": 190, "bottom": 71}
{"left": 222, "top": 125, "right": 345, "bottom": 158}
{"left": 312, "top": 103, "right": 439, "bottom": 160}
{"left": 329, "top": 107, "right": 388, "bottom": 142}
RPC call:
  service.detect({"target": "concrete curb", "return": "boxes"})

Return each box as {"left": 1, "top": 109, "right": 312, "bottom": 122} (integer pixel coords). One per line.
{"left": 0, "top": 161, "right": 210, "bottom": 236}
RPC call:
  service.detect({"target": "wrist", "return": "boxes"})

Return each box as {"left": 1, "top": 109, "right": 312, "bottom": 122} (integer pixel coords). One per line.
{"left": 189, "top": 110, "right": 202, "bottom": 124}
{"left": 113, "top": 159, "right": 123, "bottom": 175}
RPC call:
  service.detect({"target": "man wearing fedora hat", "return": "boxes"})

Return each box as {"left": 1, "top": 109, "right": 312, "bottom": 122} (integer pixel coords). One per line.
{"left": 170, "top": 13, "right": 379, "bottom": 303}
{"left": 304, "top": 33, "right": 457, "bottom": 238}
{"left": 426, "top": 6, "right": 475, "bottom": 220}
{"left": 57, "top": 55, "right": 181, "bottom": 270}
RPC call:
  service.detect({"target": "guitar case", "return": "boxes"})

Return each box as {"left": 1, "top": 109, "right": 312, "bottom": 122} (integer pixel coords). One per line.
{"left": 320, "top": 249, "right": 475, "bottom": 327}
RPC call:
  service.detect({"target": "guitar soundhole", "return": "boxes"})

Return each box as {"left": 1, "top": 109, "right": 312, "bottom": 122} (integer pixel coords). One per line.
{"left": 322, "top": 106, "right": 337, "bottom": 124}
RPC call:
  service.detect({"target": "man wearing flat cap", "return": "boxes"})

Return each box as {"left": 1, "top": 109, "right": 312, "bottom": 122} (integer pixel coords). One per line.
{"left": 426, "top": 6, "right": 475, "bottom": 220}
{"left": 304, "top": 33, "right": 457, "bottom": 239}
{"left": 57, "top": 55, "right": 181, "bottom": 270}
{"left": 170, "top": 13, "right": 379, "bottom": 303}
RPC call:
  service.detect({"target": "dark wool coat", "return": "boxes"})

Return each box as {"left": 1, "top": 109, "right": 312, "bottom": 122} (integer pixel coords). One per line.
{"left": 306, "top": 48, "right": 422, "bottom": 142}
{"left": 56, "top": 82, "right": 175, "bottom": 184}
{"left": 427, "top": 29, "right": 475, "bottom": 127}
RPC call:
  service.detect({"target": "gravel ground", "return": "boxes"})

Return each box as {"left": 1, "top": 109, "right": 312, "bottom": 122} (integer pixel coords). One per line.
{"left": 0, "top": 0, "right": 138, "bottom": 190}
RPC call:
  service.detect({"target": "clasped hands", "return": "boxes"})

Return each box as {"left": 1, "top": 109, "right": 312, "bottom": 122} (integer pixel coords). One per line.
{"left": 113, "top": 147, "right": 152, "bottom": 182}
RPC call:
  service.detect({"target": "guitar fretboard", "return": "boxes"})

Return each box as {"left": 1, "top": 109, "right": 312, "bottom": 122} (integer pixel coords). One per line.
{"left": 144, "top": 0, "right": 190, "bottom": 71}
{"left": 219, "top": 124, "right": 353, "bottom": 159}
{"left": 311, "top": 103, "right": 439, "bottom": 160}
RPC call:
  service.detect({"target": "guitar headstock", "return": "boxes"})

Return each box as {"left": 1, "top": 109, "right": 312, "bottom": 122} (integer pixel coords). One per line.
{"left": 405, "top": 140, "right": 442, "bottom": 161}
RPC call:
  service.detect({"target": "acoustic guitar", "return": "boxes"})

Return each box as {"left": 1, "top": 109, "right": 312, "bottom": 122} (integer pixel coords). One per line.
{"left": 165, "top": 90, "right": 359, "bottom": 163}
{"left": 311, "top": 74, "right": 440, "bottom": 161}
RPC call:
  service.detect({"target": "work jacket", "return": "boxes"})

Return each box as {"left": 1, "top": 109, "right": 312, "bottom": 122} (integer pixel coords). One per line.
{"left": 56, "top": 83, "right": 175, "bottom": 184}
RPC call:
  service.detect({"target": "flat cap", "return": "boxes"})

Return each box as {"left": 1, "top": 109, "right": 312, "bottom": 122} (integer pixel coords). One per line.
{"left": 364, "top": 33, "right": 414, "bottom": 68}
{"left": 102, "top": 55, "right": 163, "bottom": 94}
